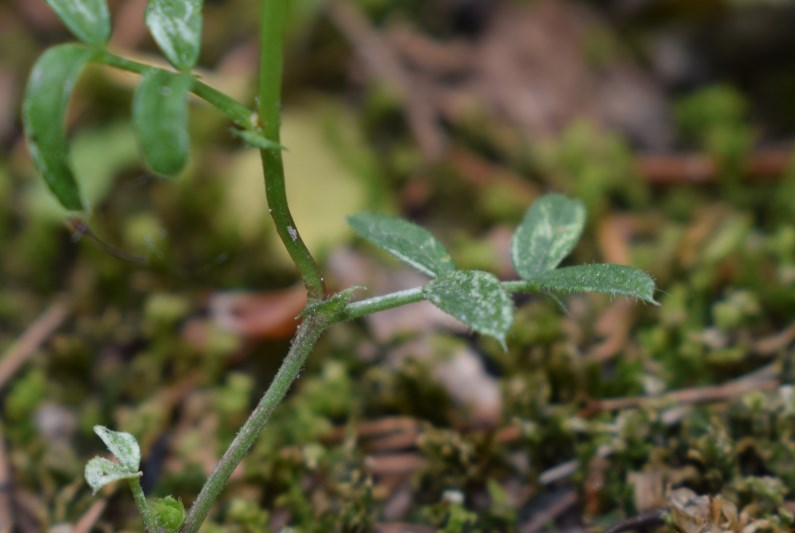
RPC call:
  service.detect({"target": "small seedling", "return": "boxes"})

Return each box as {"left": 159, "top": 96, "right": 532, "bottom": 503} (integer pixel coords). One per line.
{"left": 21, "top": 0, "right": 657, "bottom": 530}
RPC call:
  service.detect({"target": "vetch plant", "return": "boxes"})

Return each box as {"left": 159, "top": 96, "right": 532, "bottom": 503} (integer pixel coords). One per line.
{"left": 21, "top": 0, "right": 658, "bottom": 531}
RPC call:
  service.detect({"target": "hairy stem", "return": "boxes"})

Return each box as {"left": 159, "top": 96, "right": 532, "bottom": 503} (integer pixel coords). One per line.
{"left": 181, "top": 1, "right": 328, "bottom": 530}
{"left": 99, "top": 51, "right": 254, "bottom": 128}
{"left": 257, "top": 0, "right": 325, "bottom": 302}
{"left": 338, "top": 287, "right": 425, "bottom": 321}
{"left": 338, "top": 281, "right": 543, "bottom": 322}
{"left": 181, "top": 314, "right": 328, "bottom": 532}
{"left": 127, "top": 477, "right": 156, "bottom": 532}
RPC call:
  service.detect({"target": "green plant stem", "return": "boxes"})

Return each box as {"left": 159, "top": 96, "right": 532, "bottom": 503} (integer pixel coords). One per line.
{"left": 127, "top": 477, "right": 156, "bottom": 532}
{"left": 502, "top": 280, "right": 540, "bottom": 293}
{"left": 181, "top": 314, "right": 329, "bottom": 533}
{"left": 99, "top": 51, "right": 254, "bottom": 128}
{"left": 181, "top": 3, "right": 329, "bottom": 530}
{"left": 338, "top": 287, "right": 425, "bottom": 321}
{"left": 338, "top": 281, "right": 542, "bottom": 322}
{"left": 257, "top": 0, "right": 325, "bottom": 303}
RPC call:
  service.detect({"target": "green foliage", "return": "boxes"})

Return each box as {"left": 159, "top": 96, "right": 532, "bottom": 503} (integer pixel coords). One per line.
{"left": 150, "top": 496, "right": 186, "bottom": 533}
{"left": 424, "top": 270, "right": 514, "bottom": 348}
{"left": 511, "top": 193, "right": 585, "bottom": 277}
{"left": 45, "top": 0, "right": 111, "bottom": 46}
{"left": 93, "top": 425, "right": 142, "bottom": 472}
{"left": 523, "top": 264, "right": 658, "bottom": 304}
{"left": 133, "top": 70, "right": 193, "bottom": 176}
{"left": 347, "top": 212, "right": 456, "bottom": 277}
{"left": 22, "top": 44, "right": 96, "bottom": 211}
{"left": 675, "top": 85, "right": 754, "bottom": 173}
{"left": 145, "top": 0, "right": 204, "bottom": 71}
{"left": 350, "top": 193, "right": 656, "bottom": 345}
{"left": 84, "top": 426, "right": 143, "bottom": 494}
{"left": 19, "top": 1, "right": 663, "bottom": 530}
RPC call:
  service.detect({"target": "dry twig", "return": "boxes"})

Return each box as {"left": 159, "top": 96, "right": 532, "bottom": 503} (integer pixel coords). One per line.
{"left": 0, "top": 300, "right": 71, "bottom": 390}
{"left": 519, "top": 489, "right": 579, "bottom": 533}
{"left": 326, "top": 0, "right": 446, "bottom": 159}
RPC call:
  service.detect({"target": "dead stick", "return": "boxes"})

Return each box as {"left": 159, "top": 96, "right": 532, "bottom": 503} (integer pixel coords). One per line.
{"left": 591, "top": 378, "right": 779, "bottom": 413}
{"left": 638, "top": 147, "right": 792, "bottom": 184}
{"left": 326, "top": 0, "right": 446, "bottom": 159}
{"left": 73, "top": 499, "right": 109, "bottom": 533}
{"left": 0, "top": 424, "right": 13, "bottom": 533}
{"left": 0, "top": 300, "right": 71, "bottom": 390}
{"left": 519, "top": 490, "right": 578, "bottom": 533}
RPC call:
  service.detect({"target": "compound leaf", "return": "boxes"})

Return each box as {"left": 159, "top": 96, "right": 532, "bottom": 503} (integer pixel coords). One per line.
{"left": 133, "top": 70, "right": 192, "bottom": 176}
{"left": 145, "top": 0, "right": 203, "bottom": 70}
{"left": 424, "top": 270, "right": 514, "bottom": 348}
{"left": 23, "top": 44, "right": 96, "bottom": 211}
{"left": 512, "top": 194, "right": 586, "bottom": 279}
{"left": 84, "top": 457, "right": 141, "bottom": 494}
{"left": 45, "top": 0, "right": 111, "bottom": 46}
{"left": 94, "top": 425, "right": 141, "bottom": 472}
{"left": 348, "top": 213, "right": 454, "bottom": 277}
{"left": 525, "top": 264, "right": 658, "bottom": 304}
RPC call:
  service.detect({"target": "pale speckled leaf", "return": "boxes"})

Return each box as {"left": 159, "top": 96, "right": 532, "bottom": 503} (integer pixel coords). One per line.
{"left": 23, "top": 44, "right": 96, "bottom": 212}
{"left": 348, "top": 213, "right": 454, "bottom": 277}
{"left": 84, "top": 457, "right": 140, "bottom": 494}
{"left": 45, "top": 0, "right": 111, "bottom": 46}
{"left": 423, "top": 270, "right": 514, "bottom": 348}
{"left": 145, "top": 0, "right": 203, "bottom": 70}
{"left": 526, "top": 264, "right": 658, "bottom": 304}
{"left": 512, "top": 194, "right": 586, "bottom": 279}
{"left": 94, "top": 425, "right": 141, "bottom": 471}
{"left": 132, "top": 70, "right": 192, "bottom": 176}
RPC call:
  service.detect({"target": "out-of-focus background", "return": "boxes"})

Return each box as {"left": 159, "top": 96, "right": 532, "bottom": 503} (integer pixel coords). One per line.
{"left": 3, "top": 0, "right": 795, "bottom": 530}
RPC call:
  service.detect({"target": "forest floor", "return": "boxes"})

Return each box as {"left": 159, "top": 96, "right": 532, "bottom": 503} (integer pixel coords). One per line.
{"left": 2, "top": 0, "right": 795, "bottom": 531}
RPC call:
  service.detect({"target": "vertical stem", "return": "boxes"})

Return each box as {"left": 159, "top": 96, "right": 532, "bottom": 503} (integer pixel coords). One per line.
{"left": 182, "top": 2, "right": 330, "bottom": 531}
{"left": 258, "top": 0, "right": 325, "bottom": 302}
{"left": 128, "top": 477, "right": 156, "bottom": 532}
{"left": 180, "top": 315, "right": 328, "bottom": 533}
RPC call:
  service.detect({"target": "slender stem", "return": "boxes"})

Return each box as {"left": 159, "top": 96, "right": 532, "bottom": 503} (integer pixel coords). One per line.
{"left": 182, "top": 314, "right": 329, "bottom": 533}
{"left": 98, "top": 52, "right": 255, "bottom": 128}
{"left": 257, "top": 0, "right": 325, "bottom": 302}
{"left": 182, "top": 6, "right": 331, "bottom": 528}
{"left": 337, "top": 281, "right": 540, "bottom": 323}
{"left": 502, "top": 280, "right": 539, "bottom": 293}
{"left": 338, "top": 287, "right": 425, "bottom": 321}
{"left": 127, "top": 477, "right": 156, "bottom": 532}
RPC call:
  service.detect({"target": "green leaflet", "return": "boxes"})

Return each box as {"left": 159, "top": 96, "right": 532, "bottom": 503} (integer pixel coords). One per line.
{"left": 511, "top": 194, "right": 586, "bottom": 279}
{"left": 23, "top": 44, "right": 96, "bottom": 211}
{"left": 524, "top": 264, "right": 658, "bottom": 304}
{"left": 84, "top": 426, "right": 142, "bottom": 494}
{"left": 93, "top": 425, "right": 141, "bottom": 471}
{"left": 145, "top": 0, "right": 204, "bottom": 70}
{"left": 84, "top": 457, "right": 141, "bottom": 494}
{"left": 347, "top": 213, "right": 455, "bottom": 277}
{"left": 133, "top": 70, "right": 192, "bottom": 176}
{"left": 424, "top": 270, "right": 514, "bottom": 348}
{"left": 45, "top": 0, "right": 111, "bottom": 46}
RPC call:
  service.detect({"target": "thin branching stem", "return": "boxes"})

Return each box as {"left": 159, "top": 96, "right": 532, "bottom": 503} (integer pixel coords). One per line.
{"left": 257, "top": 0, "right": 325, "bottom": 303}
{"left": 182, "top": 314, "right": 329, "bottom": 532}
{"left": 337, "top": 281, "right": 542, "bottom": 322}
{"left": 181, "top": 1, "right": 328, "bottom": 530}
{"left": 127, "top": 477, "right": 156, "bottom": 532}
{"left": 99, "top": 51, "right": 255, "bottom": 128}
